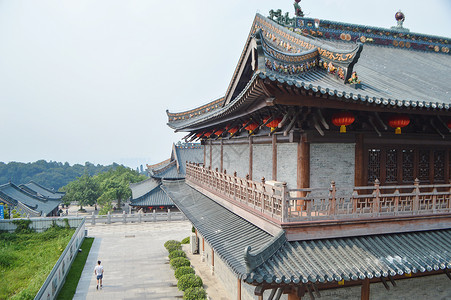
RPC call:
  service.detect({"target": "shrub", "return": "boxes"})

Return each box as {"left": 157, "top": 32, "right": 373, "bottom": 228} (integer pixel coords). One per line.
{"left": 12, "top": 220, "right": 33, "bottom": 234}
{"left": 164, "top": 240, "right": 181, "bottom": 253}
{"left": 169, "top": 250, "right": 186, "bottom": 260}
{"left": 174, "top": 266, "right": 195, "bottom": 280}
{"left": 170, "top": 257, "right": 190, "bottom": 269}
{"left": 177, "top": 273, "right": 203, "bottom": 291}
{"left": 183, "top": 287, "right": 207, "bottom": 300}
{"left": 181, "top": 236, "right": 190, "bottom": 244}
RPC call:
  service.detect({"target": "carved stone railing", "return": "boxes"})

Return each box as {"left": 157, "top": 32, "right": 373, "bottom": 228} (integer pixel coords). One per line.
{"left": 288, "top": 179, "right": 451, "bottom": 222}
{"left": 186, "top": 163, "right": 451, "bottom": 223}
{"left": 186, "top": 163, "right": 288, "bottom": 222}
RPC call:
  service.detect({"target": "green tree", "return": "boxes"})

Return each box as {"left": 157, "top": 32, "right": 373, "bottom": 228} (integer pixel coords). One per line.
{"left": 61, "top": 174, "right": 100, "bottom": 210}
{"left": 96, "top": 166, "right": 146, "bottom": 212}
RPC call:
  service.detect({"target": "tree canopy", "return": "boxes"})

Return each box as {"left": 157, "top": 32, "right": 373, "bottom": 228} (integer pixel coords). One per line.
{"left": 0, "top": 160, "right": 120, "bottom": 191}
{"left": 61, "top": 166, "right": 147, "bottom": 213}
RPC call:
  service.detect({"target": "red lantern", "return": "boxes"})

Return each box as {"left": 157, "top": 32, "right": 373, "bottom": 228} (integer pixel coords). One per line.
{"left": 388, "top": 114, "right": 410, "bottom": 134}
{"left": 447, "top": 119, "right": 451, "bottom": 129}
{"left": 331, "top": 112, "right": 355, "bottom": 133}
{"left": 214, "top": 129, "right": 224, "bottom": 136}
{"left": 159, "top": 206, "right": 164, "bottom": 210}
{"left": 264, "top": 116, "right": 283, "bottom": 132}
{"left": 243, "top": 121, "right": 258, "bottom": 134}
{"left": 227, "top": 126, "right": 238, "bottom": 135}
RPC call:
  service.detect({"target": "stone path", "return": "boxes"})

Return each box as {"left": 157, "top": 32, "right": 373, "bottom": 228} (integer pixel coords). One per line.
{"left": 73, "top": 221, "right": 191, "bottom": 300}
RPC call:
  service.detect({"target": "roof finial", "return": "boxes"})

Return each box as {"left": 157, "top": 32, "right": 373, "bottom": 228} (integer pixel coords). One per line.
{"left": 294, "top": 0, "right": 304, "bottom": 17}
{"left": 392, "top": 10, "right": 410, "bottom": 32}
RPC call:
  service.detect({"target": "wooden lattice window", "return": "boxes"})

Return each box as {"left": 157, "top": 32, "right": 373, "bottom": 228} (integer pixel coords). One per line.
{"left": 385, "top": 149, "right": 398, "bottom": 183}
{"left": 418, "top": 150, "right": 430, "bottom": 182}
{"left": 434, "top": 150, "right": 445, "bottom": 182}
{"left": 368, "top": 149, "right": 381, "bottom": 184}
{"left": 402, "top": 149, "right": 414, "bottom": 183}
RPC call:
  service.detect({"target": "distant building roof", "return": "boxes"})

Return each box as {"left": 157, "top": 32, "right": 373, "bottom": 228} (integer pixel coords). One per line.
{"left": 130, "top": 185, "right": 173, "bottom": 207}
{"left": 0, "top": 182, "right": 61, "bottom": 217}
{"left": 19, "top": 181, "right": 65, "bottom": 200}
{"left": 162, "top": 180, "right": 451, "bottom": 285}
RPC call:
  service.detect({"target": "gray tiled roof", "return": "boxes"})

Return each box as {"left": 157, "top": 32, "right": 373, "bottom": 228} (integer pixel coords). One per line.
{"left": 0, "top": 182, "right": 60, "bottom": 216}
{"left": 247, "top": 230, "right": 451, "bottom": 285}
{"left": 161, "top": 180, "right": 274, "bottom": 275}
{"left": 130, "top": 185, "right": 174, "bottom": 207}
{"left": 167, "top": 14, "right": 451, "bottom": 132}
{"left": 163, "top": 181, "right": 451, "bottom": 284}
{"left": 151, "top": 163, "right": 185, "bottom": 180}
{"left": 19, "top": 181, "right": 65, "bottom": 200}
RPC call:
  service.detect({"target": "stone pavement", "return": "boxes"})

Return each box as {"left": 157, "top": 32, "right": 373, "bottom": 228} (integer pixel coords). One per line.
{"left": 74, "top": 221, "right": 191, "bottom": 300}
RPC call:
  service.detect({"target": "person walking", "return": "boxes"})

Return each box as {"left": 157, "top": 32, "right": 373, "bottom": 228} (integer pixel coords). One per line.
{"left": 94, "top": 260, "right": 104, "bottom": 290}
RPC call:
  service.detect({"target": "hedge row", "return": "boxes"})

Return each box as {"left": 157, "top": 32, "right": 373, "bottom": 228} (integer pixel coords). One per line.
{"left": 165, "top": 238, "right": 207, "bottom": 300}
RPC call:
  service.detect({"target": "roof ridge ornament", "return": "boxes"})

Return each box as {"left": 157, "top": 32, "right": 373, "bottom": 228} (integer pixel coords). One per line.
{"left": 294, "top": 0, "right": 304, "bottom": 17}
{"left": 391, "top": 10, "right": 410, "bottom": 32}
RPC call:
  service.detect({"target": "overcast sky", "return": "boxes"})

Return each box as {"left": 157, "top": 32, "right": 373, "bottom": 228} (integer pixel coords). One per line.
{"left": 1, "top": 0, "right": 450, "bottom": 169}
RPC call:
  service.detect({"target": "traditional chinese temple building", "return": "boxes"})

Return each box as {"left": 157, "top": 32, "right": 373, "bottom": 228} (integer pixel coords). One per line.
{"left": 129, "top": 142, "right": 202, "bottom": 212}
{"left": 0, "top": 182, "right": 62, "bottom": 217}
{"left": 162, "top": 4, "right": 451, "bottom": 300}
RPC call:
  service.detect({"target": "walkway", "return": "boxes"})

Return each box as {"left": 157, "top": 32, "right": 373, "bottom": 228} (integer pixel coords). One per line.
{"left": 74, "top": 221, "right": 191, "bottom": 300}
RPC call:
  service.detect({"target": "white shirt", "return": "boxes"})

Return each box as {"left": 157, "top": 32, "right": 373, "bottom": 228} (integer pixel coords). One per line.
{"left": 94, "top": 265, "right": 103, "bottom": 276}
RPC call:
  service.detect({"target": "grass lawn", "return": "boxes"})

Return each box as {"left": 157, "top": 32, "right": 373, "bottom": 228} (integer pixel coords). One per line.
{"left": 57, "top": 237, "right": 94, "bottom": 300}
{"left": 0, "top": 227, "right": 75, "bottom": 300}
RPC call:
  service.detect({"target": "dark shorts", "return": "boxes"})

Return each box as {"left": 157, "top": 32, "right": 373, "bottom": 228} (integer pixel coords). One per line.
{"left": 97, "top": 274, "right": 103, "bottom": 280}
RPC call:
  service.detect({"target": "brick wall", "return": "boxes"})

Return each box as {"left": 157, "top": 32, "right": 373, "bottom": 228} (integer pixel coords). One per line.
{"left": 252, "top": 144, "right": 272, "bottom": 181}
{"left": 277, "top": 143, "right": 297, "bottom": 189}
{"left": 223, "top": 143, "right": 249, "bottom": 178}
{"left": 310, "top": 143, "right": 355, "bottom": 195}
{"left": 210, "top": 144, "right": 221, "bottom": 171}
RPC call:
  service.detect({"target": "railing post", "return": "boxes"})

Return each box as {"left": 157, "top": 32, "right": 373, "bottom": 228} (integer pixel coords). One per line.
{"left": 91, "top": 212, "right": 95, "bottom": 225}
{"left": 107, "top": 212, "right": 111, "bottom": 224}
{"left": 168, "top": 208, "right": 171, "bottom": 222}
{"left": 282, "top": 182, "right": 288, "bottom": 222}
{"left": 123, "top": 211, "right": 126, "bottom": 223}
{"left": 329, "top": 181, "right": 336, "bottom": 215}
{"left": 413, "top": 178, "right": 420, "bottom": 213}
{"left": 373, "top": 179, "right": 380, "bottom": 214}
{"left": 138, "top": 211, "right": 142, "bottom": 223}
{"left": 432, "top": 187, "right": 437, "bottom": 213}
{"left": 153, "top": 209, "right": 156, "bottom": 222}
{"left": 261, "top": 177, "right": 265, "bottom": 211}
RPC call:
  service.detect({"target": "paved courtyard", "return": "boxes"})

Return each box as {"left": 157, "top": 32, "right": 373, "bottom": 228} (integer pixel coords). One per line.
{"left": 73, "top": 221, "right": 191, "bottom": 300}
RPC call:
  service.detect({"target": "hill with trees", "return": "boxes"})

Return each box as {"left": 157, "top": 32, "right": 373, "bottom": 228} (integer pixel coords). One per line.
{"left": 0, "top": 160, "right": 122, "bottom": 191}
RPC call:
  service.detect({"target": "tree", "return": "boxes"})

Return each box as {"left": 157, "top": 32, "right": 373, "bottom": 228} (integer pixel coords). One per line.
{"left": 61, "top": 174, "right": 100, "bottom": 210}
{"left": 96, "top": 166, "right": 146, "bottom": 211}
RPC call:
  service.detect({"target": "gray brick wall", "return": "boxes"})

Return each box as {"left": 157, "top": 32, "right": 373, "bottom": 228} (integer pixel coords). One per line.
{"left": 252, "top": 144, "right": 272, "bottom": 181}
{"left": 277, "top": 143, "right": 297, "bottom": 189}
{"left": 310, "top": 143, "right": 355, "bottom": 195}
{"left": 210, "top": 144, "right": 221, "bottom": 171}
{"left": 223, "top": 143, "right": 249, "bottom": 178}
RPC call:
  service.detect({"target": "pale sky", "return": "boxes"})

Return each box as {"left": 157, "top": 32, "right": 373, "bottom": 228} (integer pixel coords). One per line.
{"left": 1, "top": 0, "right": 450, "bottom": 169}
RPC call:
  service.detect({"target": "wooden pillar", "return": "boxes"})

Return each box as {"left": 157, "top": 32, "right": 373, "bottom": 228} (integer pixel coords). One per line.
{"left": 361, "top": 278, "right": 370, "bottom": 300}
{"left": 355, "top": 133, "right": 364, "bottom": 187}
{"left": 272, "top": 134, "right": 277, "bottom": 181}
{"left": 237, "top": 278, "right": 242, "bottom": 300}
{"left": 211, "top": 249, "right": 214, "bottom": 267}
{"left": 300, "top": 134, "right": 310, "bottom": 189}
{"left": 203, "top": 143, "right": 206, "bottom": 166}
{"left": 249, "top": 136, "right": 253, "bottom": 180}
{"left": 220, "top": 139, "right": 224, "bottom": 172}
{"left": 287, "top": 290, "right": 301, "bottom": 300}
{"left": 209, "top": 141, "right": 212, "bottom": 169}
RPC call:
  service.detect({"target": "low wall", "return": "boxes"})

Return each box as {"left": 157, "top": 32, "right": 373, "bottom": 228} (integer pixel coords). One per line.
{"left": 32, "top": 218, "right": 86, "bottom": 300}
{"left": 0, "top": 217, "right": 84, "bottom": 232}
{"left": 87, "top": 210, "right": 186, "bottom": 225}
